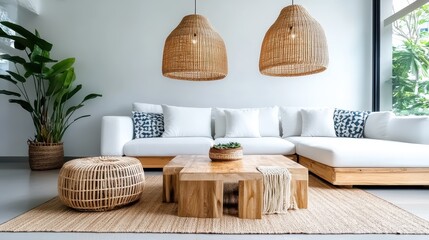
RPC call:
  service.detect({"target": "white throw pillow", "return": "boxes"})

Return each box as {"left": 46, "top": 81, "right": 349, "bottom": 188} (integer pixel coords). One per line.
{"left": 301, "top": 108, "right": 336, "bottom": 137}
{"left": 280, "top": 107, "right": 302, "bottom": 137}
{"left": 132, "top": 102, "right": 162, "bottom": 113}
{"left": 224, "top": 109, "right": 261, "bottom": 138}
{"left": 162, "top": 105, "right": 212, "bottom": 137}
{"left": 214, "top": 107, "right": 279, "bottom": 138}
{"left": 364, "top": 111, "right": 394, "bottom": 140}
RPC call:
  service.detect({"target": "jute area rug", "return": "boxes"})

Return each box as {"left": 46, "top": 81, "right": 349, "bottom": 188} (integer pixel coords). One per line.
{"left": 1, "top": 175, "right": 429, "bottom": 234}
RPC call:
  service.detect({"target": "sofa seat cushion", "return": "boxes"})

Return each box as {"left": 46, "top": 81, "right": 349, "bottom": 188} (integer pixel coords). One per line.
{"left": 123, "top": 137, "right": 214, "bottom": 156}
{"left": 287, "top": 137, "right": 429, "bottom": 168}
{"left": 215, "top": 137, "right": 295, "bottom": 155}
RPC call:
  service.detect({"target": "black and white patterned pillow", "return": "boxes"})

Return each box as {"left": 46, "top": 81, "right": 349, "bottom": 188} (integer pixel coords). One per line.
{"left": 132, "top": 111, "right": 164, "bottom": 138}
{"left": 333, "top": 109, "right": 370, "bottom": 138}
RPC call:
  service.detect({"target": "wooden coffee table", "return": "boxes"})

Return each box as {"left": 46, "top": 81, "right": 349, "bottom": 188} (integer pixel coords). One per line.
{"left": 163, "top": 155, "right": 308, "bottom": 219}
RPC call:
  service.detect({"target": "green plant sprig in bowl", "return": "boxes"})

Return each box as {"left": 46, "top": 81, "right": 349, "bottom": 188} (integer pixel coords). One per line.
{"left": 213, "top": 142, "right": 241, "bottom": 150}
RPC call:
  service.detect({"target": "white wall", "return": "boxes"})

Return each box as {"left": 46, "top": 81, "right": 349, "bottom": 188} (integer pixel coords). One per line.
{"left": 0, "top": 0, "right": 372, "bottom": 156}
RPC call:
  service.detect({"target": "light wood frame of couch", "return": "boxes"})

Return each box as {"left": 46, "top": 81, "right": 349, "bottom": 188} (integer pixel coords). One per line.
{"left": 298, "top": 156, "right": 429, "bottom": 186}
{"left": 136, "top": 155, "right": 429, "bottom": 186}
{"left": 136, "top": 154, "right": 298, "bottom": 168}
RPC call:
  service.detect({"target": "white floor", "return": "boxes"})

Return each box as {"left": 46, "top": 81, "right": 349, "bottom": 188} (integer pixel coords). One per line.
{"left": 1, "top": 159, "right": 429, "bottom": 240}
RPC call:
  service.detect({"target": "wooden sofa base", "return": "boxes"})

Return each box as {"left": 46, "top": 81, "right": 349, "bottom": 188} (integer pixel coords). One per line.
{"left": 299, "top": 156, "right": 429, "bottom": 186}
{"left": 136, "top": 154, "right": 298, "bottom": 169}
{"left": 137, "top": 155, "right": 429, "bottom": 186}
{"left": 136, "top": 157, "right": 174, "bottom": 168}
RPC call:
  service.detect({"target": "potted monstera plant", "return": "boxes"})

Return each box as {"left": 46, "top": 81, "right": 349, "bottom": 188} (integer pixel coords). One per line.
{"left": 0, "top": 21, "right": 101, "bottom": 170}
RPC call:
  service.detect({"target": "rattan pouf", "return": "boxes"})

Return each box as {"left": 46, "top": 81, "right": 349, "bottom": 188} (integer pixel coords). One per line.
{"left": 58, "top": 156, "right": 145, "bottom": 211}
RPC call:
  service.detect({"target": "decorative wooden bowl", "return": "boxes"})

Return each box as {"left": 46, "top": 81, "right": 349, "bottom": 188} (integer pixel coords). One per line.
{"left": 209, "top": 147, "right": 243, "bottom": 161}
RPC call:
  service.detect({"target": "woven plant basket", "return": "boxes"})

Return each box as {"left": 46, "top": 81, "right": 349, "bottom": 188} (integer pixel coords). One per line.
{"left": 209, "top": 147, "right": 243, "bottom": 161}
{"left": 28, "top": 142, "right": 64, "bottom": 170}
{"left": 58, "top": 156, "right": 145, "bottom": 211}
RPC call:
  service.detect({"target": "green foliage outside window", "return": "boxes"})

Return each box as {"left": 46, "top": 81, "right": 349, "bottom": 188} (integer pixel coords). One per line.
{"left": 392, "top": 4, "right": 429, "bottom": 115}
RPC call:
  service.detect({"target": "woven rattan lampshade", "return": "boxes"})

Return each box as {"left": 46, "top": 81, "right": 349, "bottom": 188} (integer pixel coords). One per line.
{"left": 162, "top": 14, "right": 228, "bottom": 81}
{"left": 259, "top": 5, "right": 329, "bottom": 77}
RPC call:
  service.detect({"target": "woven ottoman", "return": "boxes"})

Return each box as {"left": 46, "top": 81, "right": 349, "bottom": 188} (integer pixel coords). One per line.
{"left": 58, "top": 156, "right": 145, "bottom": 211}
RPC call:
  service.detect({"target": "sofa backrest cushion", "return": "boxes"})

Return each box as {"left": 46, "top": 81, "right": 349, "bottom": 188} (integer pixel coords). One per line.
{"left": 364, "top": 111, "right": 394, "bottom": 140}
{"left": 162, "top": 105, "right": 212, "bottom": 138}
{"left": 133, "top": 102, "right": 162, "bottom": 113}
{"left": 387, "top": 116, "right": 429, "bottom": 144}
{"left": 280, "top": 107, "right": 302, "bottom": 137}
{"left": 301, "top": 108, "right": 336, "bottom": 137}
{"left": 213, "top": 106, "right": 279, "bottom": 138}
{"left": 224, "top": 109, "right": 261, "bottom": 138}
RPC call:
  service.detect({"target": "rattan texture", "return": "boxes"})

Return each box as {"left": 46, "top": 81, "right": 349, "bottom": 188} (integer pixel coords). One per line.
{"left": 58, "top": 156, "right": 145, "bottom": 211}
{"left": 259, "top": 5, "right": 329, "bottom": 77}
{"left": 162, "top": 14, "right": 228, "bottom": 81}
{"left": 209, "top": 147, "right": 243, "bottom": 161}
{"left": 28, "top": 142, "right": 64, "bottom": 170}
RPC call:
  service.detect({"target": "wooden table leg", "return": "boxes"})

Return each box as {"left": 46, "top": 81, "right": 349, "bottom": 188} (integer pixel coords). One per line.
{"left": 238, "top": 179, "right": 262, "bottom": 219}
{"left": 178, "top": 180, "right": 223, "bottom": 218}
{"left": 292, "top": 179, "right": 308, "bottom": 209}
{"left": 162, "top": 173, "right": 179, "bottom": 203}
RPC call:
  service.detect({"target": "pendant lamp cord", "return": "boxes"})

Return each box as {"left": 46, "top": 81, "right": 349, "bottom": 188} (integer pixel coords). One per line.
{"left": 194, "top": 0, "right": 196, "bottom": 14}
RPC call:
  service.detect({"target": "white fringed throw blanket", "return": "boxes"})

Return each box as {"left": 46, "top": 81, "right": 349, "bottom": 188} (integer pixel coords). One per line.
{"left": 257, "top": 166, "right": 297, "bottom": 214}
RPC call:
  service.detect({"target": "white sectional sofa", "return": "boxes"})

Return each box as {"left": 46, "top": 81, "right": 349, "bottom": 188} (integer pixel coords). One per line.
{"left": 101, "top": 103, "right": 429, "bottom": 186}
{"left": 289, "top": 113, "right": 429, "bottom": 185}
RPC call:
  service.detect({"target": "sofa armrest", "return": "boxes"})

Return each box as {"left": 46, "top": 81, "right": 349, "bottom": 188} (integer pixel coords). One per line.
{"left": 101, "top": 116, "right": 133, "bottom": 156}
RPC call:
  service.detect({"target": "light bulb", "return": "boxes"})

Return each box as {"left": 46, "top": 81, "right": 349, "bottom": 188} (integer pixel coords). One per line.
{"left": 192, "top": 33, "right": 197, "bottom": 44}
{"left": 289, "top": 26, "right": 295, "bottom": 39}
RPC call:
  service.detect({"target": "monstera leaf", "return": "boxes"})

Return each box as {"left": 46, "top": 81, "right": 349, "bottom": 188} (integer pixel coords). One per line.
{"left": 0, "top": 21, "right": 102, "bottom": 143}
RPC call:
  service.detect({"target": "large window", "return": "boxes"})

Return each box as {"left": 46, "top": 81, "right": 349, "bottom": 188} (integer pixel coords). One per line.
{"left": 0, "top": 4, "right": 15, "bottom": 74}
{"left": 382, "top": 0, "right": 429, "bottom": 116}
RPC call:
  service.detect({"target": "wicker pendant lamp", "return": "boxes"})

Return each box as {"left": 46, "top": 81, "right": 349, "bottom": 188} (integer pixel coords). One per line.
{"left": 162, "top": 0, "right": 228, "bottom": 81}
{"left": 259, "top": 2, "right": 329, "bottom": 77}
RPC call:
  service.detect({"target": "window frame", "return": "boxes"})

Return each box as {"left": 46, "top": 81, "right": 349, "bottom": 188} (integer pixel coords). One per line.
{"left": 375, "top": 0, "right": 429, "bottom": 113}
